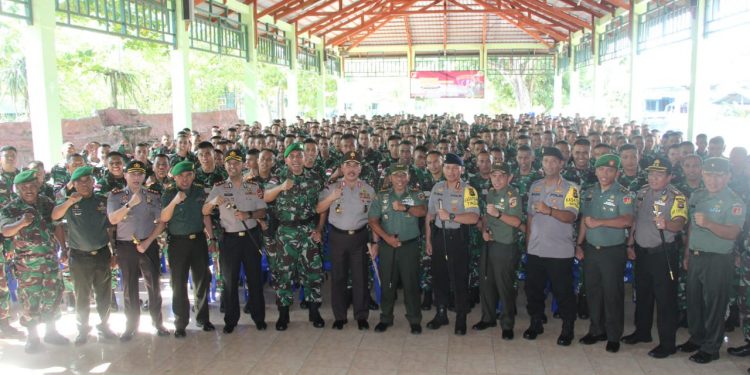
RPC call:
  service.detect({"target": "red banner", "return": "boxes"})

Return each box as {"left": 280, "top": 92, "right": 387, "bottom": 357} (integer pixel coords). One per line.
{"left": 410, "top": 70, "right": 485, "bottom": 99}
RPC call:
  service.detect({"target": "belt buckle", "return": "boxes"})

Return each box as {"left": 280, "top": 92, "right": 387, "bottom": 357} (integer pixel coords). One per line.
{"left": 189, "top": 234, "right": 196, "bottom": 240}
{"left": 91, "top": 251, "right": 98, "bottom": 256}
{"left": 595, "top": 246, "right": 601, "bottom": 250}
{"left": 693, "top": 250, "right": 700, "bottom": 256}
{"left": 348, "top": 230, "right": 355, "bottom": 235}
{"left": 239, "top": 231, "right": 246, "bottom": 237}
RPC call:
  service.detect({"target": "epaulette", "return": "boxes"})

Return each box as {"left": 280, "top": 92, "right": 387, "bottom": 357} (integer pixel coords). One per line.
{"left": 145, "top": 187, "right": 160, "bottom": 195}
{"left": 214, "top": 180, "right": 227, "bottom": 187}
{"left": 194, "top": 182, "right": 205, "bottom": 189}
{"left": 110, "top": 188, "right": 124, "bottom": 194}
{"left": 667, "top": 185, "right": 684, "bottom": 197}
{"left": 619, "top": 185, "right": 630, "bottom": 194}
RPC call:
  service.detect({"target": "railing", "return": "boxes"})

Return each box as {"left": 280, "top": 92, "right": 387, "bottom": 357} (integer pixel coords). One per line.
{"left": 599, "top": 15, "right": 630, "bottom": 63}
{"left": 344, "top": 56, "right": 407, "bottom": 77}
{"left": 637, "top": 0, "right": 691, "bottom": 52}
{"left": 256, "top": 22, "right": 290, "bottom": 67}
{"left": 0, "top": 0, "right": 31, "bottom": 24}
{"left": 190, "top": 0, "right": 248, "bottom": 60}
{"left": 704, "top": 0, "right": 750, "bottom": 35}
{"left": 487, "top": 54, "right": 554, "bottom": 76}
{"left": 413, "top": 55, "right": 480, "bottom": 71}
{"left": 574, "top": 33, "right": 593, "bottom": 70}
{"left": 297, "top": 40, "right": 320, "bottom": 73}
{"left": 56, "top": 0, "right": 176, "bottom": 45}
{"left": 325, "top": 51, "right": 341, "bottom": 76}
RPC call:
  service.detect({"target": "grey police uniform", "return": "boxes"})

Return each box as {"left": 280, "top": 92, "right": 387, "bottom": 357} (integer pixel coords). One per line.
{"left": 107, "top": 187, "right": 164, "bottom": 331}
{"left": 427, "top": 180, "right": 480, "bottom": 314}
{"left": 319, "top": 180, "right": 375, "bottom": 322}
{"left": 207, "top": 180, "right": 267, "bottom": 328}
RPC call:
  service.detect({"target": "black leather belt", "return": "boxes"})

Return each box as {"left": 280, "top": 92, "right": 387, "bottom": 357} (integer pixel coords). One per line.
{"left": 636, "top": 242, "right": 676, "bottom": 255}
{"left": 690, "top": 249, "right": 730, "bottom": 257}
{"left": 279, "top": 217, "right": 315, "bottom": 227}
{"left": 330, "top": 225, "right": 367, "bottom": 235}
{"left": 432, "top": 225, "right": 461, "bottom": 232}
{"left": 224, "top": 229, "right": 257, "bottom": 238}
{"left": 70, "top": 247, "right": 108, "bottom": 256}
{"left": 170, "top": 232, "right": 205, "bottom": 240}
{"left": 116, "top": 239, "right": 147, "bottom": 245}
{"left": 380, "top": 237, "right": 418, "bottom": 246}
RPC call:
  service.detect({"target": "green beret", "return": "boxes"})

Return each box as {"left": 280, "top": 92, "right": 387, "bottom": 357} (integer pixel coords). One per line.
{"left": 388, "top": 164, "right": 408, "bottom": 176}
{"left": 703, "top": 157, "right": 730, "bottom": 174}
{"left": 70, "top": 166, "right": 94, "bottom": 182}
{"left": 490, "top": 163, "right": 511, "bottom": 175}
{"left": 594, "top": 154, "right": 621, "bottom": 169}
{"left": 13, "top": 170, "right": 36, "bottom": 185}
{"left": 284, "top": 142, "right": 304, "bottom": 158}
{"left": 170, "top": 161, "right": 195, "bottom": 176}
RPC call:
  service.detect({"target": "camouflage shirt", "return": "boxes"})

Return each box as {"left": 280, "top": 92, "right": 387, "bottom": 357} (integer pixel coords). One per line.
{"left": 265, "top": 169, "right": 323, "bottom": 223}
{"left": 511, "top": 168, "right": 543, "bottom": 214}
{"left": 0, "top": 195, "right": 57, "bottom": 256}
{"left": 96, "top": 171, "right": 127, "bottom": 194}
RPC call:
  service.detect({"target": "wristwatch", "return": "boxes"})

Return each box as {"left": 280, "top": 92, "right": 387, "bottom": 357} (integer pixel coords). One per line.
{"left": 449, "top": 213, "right": 456, "bottom": 221}
{"left": 402, "top": 204, "right": 411, "bottom": 212}
{"left": 495, "top": 211, "right": 503, "bottom": 219}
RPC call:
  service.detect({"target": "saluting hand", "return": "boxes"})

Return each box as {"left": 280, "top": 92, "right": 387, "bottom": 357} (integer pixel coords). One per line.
{"left": 281, "top": 179, "right": 294, "bottom": 192}
{"left": 331, "top": 182, "right": 344, "bottom": 200}
{"left": 486, "top": 204, "right": 499, "bottom": 218}
{"left": 534, "top": 201, "right": 551, "bottom": 215}
{"left": 209, "top": 195, "right": 225, "bottom": 207}
{"left": 172, "top": 191, "right": 187, "bottom": 205}
{"left": 19, "top": 213, "right": 34, "bottom": 227}
{"left": 68, "top": 192, "right": 83, "bottom": 204}
{"left": 392, "top": 200, "right": 406, "bottom": 212}
{"left": 583, "top": 216, "right": 600, "bottom": 229}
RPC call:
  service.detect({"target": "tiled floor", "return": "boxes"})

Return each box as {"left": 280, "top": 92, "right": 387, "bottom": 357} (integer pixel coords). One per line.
{"left": 1, "top": 278, "right": 749, "bottom": 375}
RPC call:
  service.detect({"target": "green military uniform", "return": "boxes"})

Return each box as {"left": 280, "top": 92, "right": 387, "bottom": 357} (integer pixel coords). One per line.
{"left": 419, "top": 172, "right": 444, "bottom": 302}
{"left": 369, "top": 166, "right": 425, "bottom": 328}
{"left": 674, "top": 179, "right": 704, "bottom": 316}
{"left": 0, "top": 168, "right": 17, "bottom": 331}
{"left": 683, "top": 158, "right": 747, "bottom": 359}
{"left": 194, "top": 165, "right": 228, "bottom": 306}
{"left": 95, "top": 171, "right": 126, "bottom": 194}
{"left": 510, "top": 167, "right": 542, "bottom": 288}
{"left": 168, "top": 152, "right": 198, "bottom": 167}
{"left": 580, "top": 155, "right": 635, "bottom": 345}
{"left": 478, "top": 167, "right": 523, "bottom": 332}
{"left": 563, "top": 164, "right": 597, "bottom": 309}
{"left": 468, "top": 173, "right": 492, "bottom": 300}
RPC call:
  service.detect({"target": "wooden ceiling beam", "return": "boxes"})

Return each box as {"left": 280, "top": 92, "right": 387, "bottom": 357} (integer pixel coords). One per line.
{"left": 505, "top": 2, "right": 580, "bottom": 32}
{"left": 328, "top": 0, "right": 421, "bottom": 46}
{"left": 257, "top": 0, "right": 298, "bottom": 19}
{"left": 319, "top": 0, "right": 390, "bottom": 34}
{"left": 299, "top": 0, "right": 378, "bottom": 35}
{"left": 404, "top": 15, "right": 413, "bottom": 49}
{"left": 275, "top": 0, "right": 324, "bottom": 20}
{"left": 289, "top": 0, "right": 337, "bottom": 23}
{"left": 346, "top": 17, "right": 396, "bottom": 50}
{"left": 511, "top": 0, "right": 592, "bottom": 30}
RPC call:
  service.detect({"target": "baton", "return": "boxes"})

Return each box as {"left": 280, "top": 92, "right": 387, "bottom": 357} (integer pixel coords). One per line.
{"left": 438, "top": 199, "right": 456, "bottom": 294}
{"left": 227, "top": 203, "right": 263, "bottom": 256}
{"left": 367, "top": 243, "right": 382, "bottom": 288}
{"left": 654, "top": 200, "right": 674, "bottom": 281}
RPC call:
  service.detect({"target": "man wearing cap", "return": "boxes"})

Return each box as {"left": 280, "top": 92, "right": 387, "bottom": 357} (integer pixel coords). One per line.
{"left": 523, "top": 147, "right": 579, "bottom": 346}
{"left": 0, "top": 170, "right": 68, "bottom": 352}
{"left": 263, "top": 142, "right": 326, "bottom": 330}
{"left": 621, "top": 156, "right": 686, "bottom": 358}
{"left": 425, "top": 153, "right": 480, "bottom": 335}
{"left": 472, "top": 163, "right": 523, "bottom": 339}
{"left": 203, "top": 150, "right": 267, "bottom": 333}
{"left": 678, "top": 157, "right": 746, "bottom": 364}
{"left": 318, "top": 151, "right": 375, "bottom": 330}
{"left": 576, "top": 154, "right": 634, "bottom": 353}
{"left": 368, "top": 164, "right": 425, "bottom": 334}
{"left": 108, "top": 160, "right": 169, "bottom": 341}
{"left": 51, "top": 166, "right": 117, "bottom": 345}
{"left": 161, "top": 161, "right": 215, "bottom": 337}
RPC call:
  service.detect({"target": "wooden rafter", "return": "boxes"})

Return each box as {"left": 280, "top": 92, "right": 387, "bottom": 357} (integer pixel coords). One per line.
{"left": 299, "top": 0, "right": 380, "bottom": 35}
{"left": 257, "top": 0, "right": 296, "bottom": 19}
{"left": 318, "top": 0, "right": 390, "bottom": 36}
{"left": 403, "top": 15, "right": 413, "bottom": 48}
{"left": 603, "top": 0, "right": 629, "bottom": 10}
{"left": 443, "top": 0, "right": 448, "bottom": 51}
{"left": 328, "top": 0, "right": 421, "bottom": 46}
{"left": 289, "top": 0, "right": 337, "bottom": 23}
{"left": 511, "top": 0, "right": 592, "bottom": 30}
{"left": 347, "top": 17, "right": 395, "bottom": 50}
{"left": 274, "top": 0, "right": 323, "bottom": 20}
{"left": 481, "top": 14, "right": 487, "bottom": 45}
{"left": 475, "top": 0, "right": 565, "bottom": 40}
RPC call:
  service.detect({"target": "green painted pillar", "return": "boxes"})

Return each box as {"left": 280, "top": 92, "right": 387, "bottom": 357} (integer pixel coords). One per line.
{"left": 553, "top": 45, "right": 563, "bottom": 113}
{"left": 242, "top": 4, "right": 259, "bottom": 123}
{"left": 171, "top": 0, "right": 192, "bottom": 133}
{"left": 287, "top": 27, "right": 299, "bottom": 120}
{"left": 591, "top": 24, "right": 600, "bottom": 115}
{"left": 316, "top": 43, "right": 326, "bottom": 120}
{"left": 628, "top": 2, "right": 646, "bottom": 122}
{"left": 687, "top": 0, "right": 707, "bottom": 140}
{"left": 569, "top": 35, "right": 579, "bottom": 113}
{"left": 23, "top": 0, "right": 62, "bottom": 167}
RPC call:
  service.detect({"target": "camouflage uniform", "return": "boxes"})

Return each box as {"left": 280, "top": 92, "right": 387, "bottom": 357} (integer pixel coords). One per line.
{"left": 168, "top": 152, "right": 198, "bottom": 167}
{"left": 265, "top": 169, "right": 324, "bottom": 306}
{"left": 420, "top": 173, "right": 444, "bottom": 294}
{"left": 618, "top": 170, "right": 648, "bottom": 193}
{"left": 0, "top": 195, "right": 63, "bottom": 327}
{"left": 95, "top": 171, "right": 126, "bottom": 194}
{"left": 468, "top": 174, "right": 492, "bottom": 292}
{"left": 0, "top": 170, "right": 17, "bottom": 325}
{"left": 510, "top": 168, "right": 542, "bottom": 287}
{"left": 674, "top": 180, "right": 704, "bottom": 314}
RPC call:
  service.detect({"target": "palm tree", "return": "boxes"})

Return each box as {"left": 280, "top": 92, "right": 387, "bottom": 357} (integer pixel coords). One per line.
{"left": 93, "top": 67, "right": 140, "bottom": 109}
{"left": 0, "top": 56, "right": 29, "bottom": 117}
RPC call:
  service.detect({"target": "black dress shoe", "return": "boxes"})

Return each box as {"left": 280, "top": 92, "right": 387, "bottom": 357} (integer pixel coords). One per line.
{"left": 472, "top": 321, "right": 497, "bottom": 331}
{"left": 155, "top": 326, "right": 170, "bottom": 337}
{"left": 606, "top": 341, "right": 620, "bottom": 353}
{"left": 410, "top": 324, "right": 422, "bottom": 334}
{"left": 198, "top": 321, "right": 215, "bottom": 332}
{"left": 276, "top": 306, "right": 290, "bottom": 331}
{"left": 255, "top": 321, "right": 267, "bottom": 331}
{"left": 174, "top": 329, "right": 186, "bottom": 338}
{"left": 24, "top": 337, "right": 42, "bottom": 354}
{"left": 648, "top": 345, "right": 676, "bottom": 359}
{"left": 502, "top": 330, "right": 514, "bottom": 340}
{"left": 97, "top": 325, "right": 118, "bottom": 340}
{"left": 523, "top": 319, "right": 544, "bottom": 340}
{"left": 541, "top": 314, "right": 548, "bottom": 324}
{"left": 332, "top": 320, "right": 347, "bottom": 330}
{"left": 374, "top": 322, "right": 391, "bottom": 332}
{"left": 243, "top": 304, "right": 252, "bottom": 314}
{"left": 728, "top": 343, "right": 750, "bottom": 357}
{"left": 357, "top": 320, "right": 369, "bottom": 330}
{"left": 120, "top": 329, "right": 136, "bottom": 342}
{"left": 223, "top": 325, "right": 235, "bottom": 334}
{"left": 621, "top": 332, "right": 652, "bottom": 345}
{"left": 689, "top": 351, "right": 719, "bottom": 364}
{"left": 579, "top": 333, "right": 607, "bottom": 345}
{"left": 677, "top": 341, "right": 700, "bottom": 353}
{"left": 74, "top": 332, "right": 88, "bottom": 345}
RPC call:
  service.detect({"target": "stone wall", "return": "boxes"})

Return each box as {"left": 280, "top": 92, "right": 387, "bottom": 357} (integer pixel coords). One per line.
{"left": 0, "top": 108, "right": 240, "bottom": 166}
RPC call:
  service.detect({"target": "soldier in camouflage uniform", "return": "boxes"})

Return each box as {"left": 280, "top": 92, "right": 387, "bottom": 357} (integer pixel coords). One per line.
{"left": 0, "top": 170, "right": 68, "bottom": 353}
{"left": 52, "top": 153, "right": 86, "bottom": 199}
{"left": 468, "top": 151, "right": 493, "bottom": 307}
{"left": 420, "top": 151, "right": 444, "bottom": 310}
{"left": 510, "top": 145, "right": 542, "bottom": 290}
{"left": 264, "top": 143, "right": 326, "bottom": 330}
{"left": 169, "top": 132, "right": 198, "bottom": 167}
{"left": 617, "top": 144, "right": 648, "bottom": 192}
{"left": 0, "top": 146, "right": 21, "bottom": 338}
{"left": 50, "top": 142, "right": 77, "bottom": 190}
{"left": 95, "top": 151, "right": 127, "bottom": 194}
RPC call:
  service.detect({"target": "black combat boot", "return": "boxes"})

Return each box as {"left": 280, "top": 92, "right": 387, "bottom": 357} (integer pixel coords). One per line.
{"left": 421, "top": 290, "right": 433, "bottom": 311}
{"left": 523, "top": 318, "right": 544, "bottom": 340}
{"left": 455, "top": 313, "right": 467, "bottom": 335}
{"left": 426, "top": 306, "right": 449, "bottom": 329}
{"left": 276, "top": 306, "right": 290, "bottom": 331}
{"left": 557, "top": 320, "right": 574, "bottom": 346}
{"left": 309, "top": 302, "right": 325, "bottom": 328}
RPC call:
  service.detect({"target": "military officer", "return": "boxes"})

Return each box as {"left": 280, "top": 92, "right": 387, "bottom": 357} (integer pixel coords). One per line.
{"left": 524, "top": 147, "right": 579, "bottom": 346}
{"left": 107, "top": 161, "right": 169, "bottom": 341}
{"left": 576, "top": 154, "right": 635, "bottom": 353}
{"left": 678, "top": 157, "right": 746, "bottom": 364}
{"left": 204, "top": 149, "right": 267, "bottom": 333}
{"left": 51, "top": 166, "right": 117, "bottom": 345}
{"left": 472, "top": 163, "right": 523, "bottom": 340}
{"left": 263, "top": 143, "right": 325, "bottom": 330}
{"left": 425, "top": 153, "right": 480, "bottom": 335}
{"left": 0, "top": 145, "right": 21, "bottom": 338}
{"left": 368, "top": 164, "right": 426, "bottom": 334}
{"left": 622, "top": 156, "right": 686, "bottom": 358}
{"left": 0, "top": 170, "right": 68, "bottom": 353}
{"left": 317, "top": 151, "right": 375, "bottom": 330}
{"left": 161, "top": 161, "right": 215, "bottom": 338}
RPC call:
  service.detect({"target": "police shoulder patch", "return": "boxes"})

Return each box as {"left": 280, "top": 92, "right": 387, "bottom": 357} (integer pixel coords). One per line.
{"left": 214, "top": 180, "right": 227, "bottom": 187}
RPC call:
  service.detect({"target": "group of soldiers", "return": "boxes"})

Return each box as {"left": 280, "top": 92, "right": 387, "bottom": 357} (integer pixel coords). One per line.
{"left": 0, "top": 114, "right": 748, "bottom": 368}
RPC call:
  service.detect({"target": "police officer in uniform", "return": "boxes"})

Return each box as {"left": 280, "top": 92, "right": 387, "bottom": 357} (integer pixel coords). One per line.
{"left": 107, "top": 161, "right": 169, "bottom": 341}
{"left": 576, "top": 154, "right": 635, "bottom": 353}
{"left": 524, "top": 147, "right": 579, "bottom": 346}
{"left": 51, "top": 166, "right": 117, "bottom": 345}
{"left": 204, "top": 149, "right": 267, "bottom": 333}
{"left": 368, "top": 164, "right": 426, "bottom": 334}
{"left": 622, "top": 156, "right": 686, "bottom": 358}
{"left": 161, "top": 161, "right": 215, "bottom": 338}
{"left": 472, "top": 163, "right": 523, "bottom": 340}
{"left": 425, "top": 153, "right": 480, "bottom": 335}
{"left": 318, "top": 151, "right": 375, "bottom": 330}
{"left": 678, "top": 157, "right": 747, "bottom": 364}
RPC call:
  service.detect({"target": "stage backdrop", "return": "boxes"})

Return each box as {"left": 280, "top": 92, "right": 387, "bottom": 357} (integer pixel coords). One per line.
{"left": 409, "top": 70, "right": 485, "bottom": 99}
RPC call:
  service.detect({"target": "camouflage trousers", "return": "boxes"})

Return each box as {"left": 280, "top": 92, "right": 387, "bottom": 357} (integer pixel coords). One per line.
{"left": 267, "top": 224, "right": 323, "bottom": 307}
{"left": 212, "top": 227, "right": 223, "bottom": 297}
{"left": 740, "top": 251, "right": 750, "bottom": 341}
{"left": 419, "top": 236, "right": 432, "bottom": 291}
{"left": 677, "top": 250, "right": 688, "bottom": 311}
{"left": 14, "top": 255, "right": 64, "bottom": 327}
{"left": 468, "top": 227, "right": 483, "bottom": 289}
{"left": 0, "top": 261, "right": 9, "bottom": 322}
